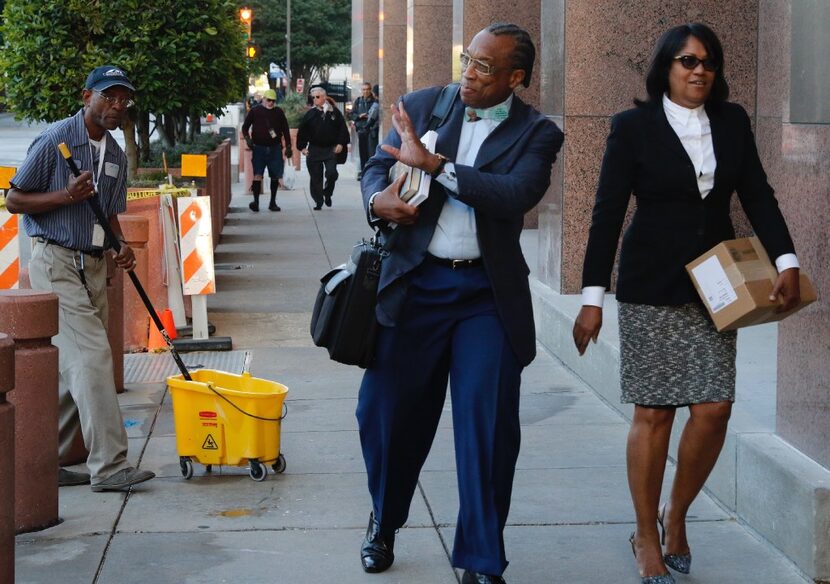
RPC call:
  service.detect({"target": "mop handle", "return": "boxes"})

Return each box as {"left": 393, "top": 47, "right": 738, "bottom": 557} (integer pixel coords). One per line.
{"left": 58, "top": 143, "right": 192, "bottom": 381}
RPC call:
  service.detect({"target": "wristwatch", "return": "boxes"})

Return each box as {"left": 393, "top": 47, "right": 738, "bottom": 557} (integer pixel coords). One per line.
{"left": 430, "top": 154, "right": 449, "bottom": 179}
{"left": 367, "top": 192, "right": 384, "bottom": 226}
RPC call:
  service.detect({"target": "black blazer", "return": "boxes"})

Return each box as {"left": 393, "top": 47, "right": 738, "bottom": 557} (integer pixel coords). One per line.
{"left": 362, "top": 86, "right": 564, "bottom": 366}
{"left": 582, "top": 100, "right": 795, "bottom": 305}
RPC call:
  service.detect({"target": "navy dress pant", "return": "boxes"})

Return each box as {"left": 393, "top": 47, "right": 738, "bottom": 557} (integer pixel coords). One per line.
{"left": 356, "top": 260, "right": 522, "bottom": 576}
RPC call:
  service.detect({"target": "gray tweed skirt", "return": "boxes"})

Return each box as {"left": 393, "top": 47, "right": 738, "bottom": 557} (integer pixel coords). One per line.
{"left": 618, "top": 302, "right": 737, "bottom": 406}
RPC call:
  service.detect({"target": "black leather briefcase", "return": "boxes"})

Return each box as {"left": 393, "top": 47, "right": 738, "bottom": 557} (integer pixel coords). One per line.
{"left": 310, "top": 238, "right": 384, "bottom": 368}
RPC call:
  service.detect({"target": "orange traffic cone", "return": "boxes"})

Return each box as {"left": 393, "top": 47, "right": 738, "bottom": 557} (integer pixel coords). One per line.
{"left": 161, "top": 308, "right": 177, "bottom": 340}
{"left": 147, "top": 310, "right": 171, "bottom": 351}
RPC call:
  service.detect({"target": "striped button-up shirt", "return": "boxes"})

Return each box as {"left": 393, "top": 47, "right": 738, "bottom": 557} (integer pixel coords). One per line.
{"left": 11, "top": 109, "right": 128, "bottom": 251}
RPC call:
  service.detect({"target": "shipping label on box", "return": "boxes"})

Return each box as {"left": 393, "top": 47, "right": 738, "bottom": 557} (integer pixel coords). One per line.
{"left": 686, "top": 237, "right": 817, "bottom": 331}
{"left": 690, "top": 255, "right": 739, "bottom": 313}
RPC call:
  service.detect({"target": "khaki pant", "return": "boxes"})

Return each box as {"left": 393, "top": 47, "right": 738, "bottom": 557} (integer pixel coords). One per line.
{"left": 29, "top": 241, "right": 128, "bottom": 482}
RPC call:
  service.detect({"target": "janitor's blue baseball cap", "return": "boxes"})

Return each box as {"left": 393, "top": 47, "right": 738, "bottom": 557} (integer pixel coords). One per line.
{"left": 85, "top": 65, "right": 135, "bottom": 93}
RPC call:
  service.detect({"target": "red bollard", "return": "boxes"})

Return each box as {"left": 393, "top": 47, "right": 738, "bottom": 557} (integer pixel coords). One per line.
{"left": 0, "top": 334, "right": 16, "bottom": 583}
{"left": 120, "top": 214, "right": 150, "bottom": 351}
{"left": 0, "top": 290, "right": 60, "bottom": 534}
{"left": 106, "top": 255, "right": 125, "bottom": 394}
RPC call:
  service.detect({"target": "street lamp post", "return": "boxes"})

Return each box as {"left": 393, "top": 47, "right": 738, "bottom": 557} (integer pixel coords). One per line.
{"left": 240, "top": 7, "right": 254, "bottom": 108}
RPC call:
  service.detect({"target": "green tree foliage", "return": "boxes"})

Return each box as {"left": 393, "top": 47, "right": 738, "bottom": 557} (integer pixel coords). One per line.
{"left": 103, "top": 0, "right": 249, "bottom": 155}
{"left": 0, "top": 0, "right": 249, "bottom": 172}
{"left": 0, "top": 0, "right": 5, "bottom": 45}
{"left": 241, "top": 0, "right": 350, "bottom": 89}
{"left": 0, "top": 1, "right": 108, "bottom": 121}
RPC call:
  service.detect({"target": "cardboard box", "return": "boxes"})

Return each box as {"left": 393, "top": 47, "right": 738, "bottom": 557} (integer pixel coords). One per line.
{"left": 686, "top": 237, "right": 817, "bottom": 331}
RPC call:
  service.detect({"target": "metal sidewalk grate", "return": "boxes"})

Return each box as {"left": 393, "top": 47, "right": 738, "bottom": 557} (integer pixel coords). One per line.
{"left": 124, "top": 350, "right": 250, "bottom": 384}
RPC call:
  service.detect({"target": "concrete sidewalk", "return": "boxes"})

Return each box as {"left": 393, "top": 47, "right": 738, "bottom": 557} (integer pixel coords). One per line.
{"left": 14, "top": 161, "right": 809, "bottom": 583}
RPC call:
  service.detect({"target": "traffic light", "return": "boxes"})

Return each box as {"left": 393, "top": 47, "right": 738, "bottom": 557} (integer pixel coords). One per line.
{"left": 240, "top": 7, "right": 253, "bottom": 39}
{"left": 246, "top": 41, "right": 259, "bottom": 60}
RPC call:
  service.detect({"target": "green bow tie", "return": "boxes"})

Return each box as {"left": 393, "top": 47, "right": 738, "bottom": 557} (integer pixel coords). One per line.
{"left": 466, "top": 104, "right": 510, "bottom": 123}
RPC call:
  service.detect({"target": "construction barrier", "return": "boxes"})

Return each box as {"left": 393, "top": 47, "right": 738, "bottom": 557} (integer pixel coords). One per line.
{"left": 178, "top": 195, "right": 215, "bottom": 342}
{"left": 160, "top": 195, "right": 187, "bottom": 328}
{"left": 178, "top": 197, "right": 215, "bottom": 296}
{"left": 0, "top": 212, "right": 19, "bottom": 290}
{"left": 0, "top": 167, "right": 19, "bottom": 291}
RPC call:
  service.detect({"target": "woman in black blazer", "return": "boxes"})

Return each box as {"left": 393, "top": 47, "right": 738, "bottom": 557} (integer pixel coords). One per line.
{"left": 573, "top": 23, "right": 800, "bottom": 584}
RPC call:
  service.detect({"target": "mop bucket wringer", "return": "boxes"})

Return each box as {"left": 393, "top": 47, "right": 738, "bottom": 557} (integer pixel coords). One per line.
{"left": 167, "top": 369, "right": 288, "bottom": 481}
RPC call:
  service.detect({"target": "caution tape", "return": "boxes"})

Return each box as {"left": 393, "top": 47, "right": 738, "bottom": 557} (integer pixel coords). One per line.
{"left": 1, "top": 186, "right": 191, "bottom": 205}
{"left": 127, "top": 187, "right": 192, "bottom": 201}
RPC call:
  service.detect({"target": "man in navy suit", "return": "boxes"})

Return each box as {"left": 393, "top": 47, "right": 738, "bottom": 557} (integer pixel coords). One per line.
{"left": 356, "top": 23, "right": 564, "bottom": 584}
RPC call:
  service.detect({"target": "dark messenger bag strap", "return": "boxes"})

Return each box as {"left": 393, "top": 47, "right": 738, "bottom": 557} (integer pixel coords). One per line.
{"left": 427, "top": 83, "right": 460, "bottom": 131}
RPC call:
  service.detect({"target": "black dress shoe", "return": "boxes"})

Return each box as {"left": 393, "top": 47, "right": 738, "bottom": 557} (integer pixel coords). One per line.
{"left": 324, "top": 195, "right": 332, "bottom": 207}
{"left": 313, "top": 204, "right": 322, "bottom": 211}
{"left": 461, "top": 570, "right": 506, "bottom": 584}
{"left": 360, "top": 512, "right": 395, "bottom": 573}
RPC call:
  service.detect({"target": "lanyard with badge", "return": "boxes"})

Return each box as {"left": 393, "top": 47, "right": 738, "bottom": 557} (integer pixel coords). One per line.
{"left": 89, "top": 135, "right": 108, "bottom": 250}
{"left": 72, "top": 136, "right": 109, "bottom": 298}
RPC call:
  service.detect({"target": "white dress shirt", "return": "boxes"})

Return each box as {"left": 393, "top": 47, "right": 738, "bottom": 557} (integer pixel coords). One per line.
{"left": 427, "top": 95, "right": 513, "bottom": 260}
{"left": 581, "top": 94, "right": 798, "bottom": 307}
{"left": 663, "top": 94, "right": 716, "bottom": 199}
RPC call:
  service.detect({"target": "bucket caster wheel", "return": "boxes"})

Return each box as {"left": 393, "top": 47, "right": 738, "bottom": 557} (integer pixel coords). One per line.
{"left": 179, "top": 457, "right": 193, "bottom": 480}
{"left": 272, "top": 454, "right": 286, "bottom": 474}
{"left": 249, "top": 460, "right": 268, "bottom": 482}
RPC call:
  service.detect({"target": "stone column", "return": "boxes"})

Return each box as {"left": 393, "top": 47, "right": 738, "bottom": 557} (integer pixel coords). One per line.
{"left": 0, "top": 334, "right": 15, "bottom": 583}
{"left": 455, "top": 0, "right": 544, "bottom": 227}
{"left": 352, "top": 0, "right": 365, "bottom": 83}
{"left": 363, "top": 0, "right": 380, "bottom": 87}
{"left": 407, "top": 0, "right": 454, "bottom": 91}
{"left": 0, "top": 290, "right": 60, "bottom": 533}
{"left": 536, "top": 0, "right": 566, "bottom": 280}
{"left": 380, "top": 0, "right": 408, "bottom": 133}
{"left": 537, "top": 1, "right": 760, "bottom": 293}
{"left": 757, "top": 2, "right": 830, "bottom": 469}
{"left": 457, "top": 0, "right": 542, "bottom": 109}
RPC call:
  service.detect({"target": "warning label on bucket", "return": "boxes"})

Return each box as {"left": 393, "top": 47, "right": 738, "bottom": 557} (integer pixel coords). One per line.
{"left": 202, "top": 434, "right": 219, "bottom": 450}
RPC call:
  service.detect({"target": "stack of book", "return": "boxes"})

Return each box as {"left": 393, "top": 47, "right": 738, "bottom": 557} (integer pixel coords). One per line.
{"left": 387, "top": 130, "right": 438, "bottom": 207}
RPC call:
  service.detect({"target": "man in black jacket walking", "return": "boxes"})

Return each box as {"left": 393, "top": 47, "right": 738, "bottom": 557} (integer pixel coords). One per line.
{"left": 296, "top": 87, "right": 350, "bottom": 210}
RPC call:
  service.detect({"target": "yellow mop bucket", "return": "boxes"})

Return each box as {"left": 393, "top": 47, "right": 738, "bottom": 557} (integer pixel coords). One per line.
{"left": 167, "top": 368, "right": 288, "bottom": 481}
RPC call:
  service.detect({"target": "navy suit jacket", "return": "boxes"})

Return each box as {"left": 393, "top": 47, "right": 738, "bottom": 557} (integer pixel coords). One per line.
{"left": 361, "top": 86, "right": 564, "bottom": 367}
{"left": 582, "top": 101, "right": 795, "bottom": 305}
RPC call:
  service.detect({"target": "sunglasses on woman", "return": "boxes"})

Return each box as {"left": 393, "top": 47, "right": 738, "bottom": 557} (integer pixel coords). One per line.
{"left": 673, "top": 55, "right": 719, "bottom": 72}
